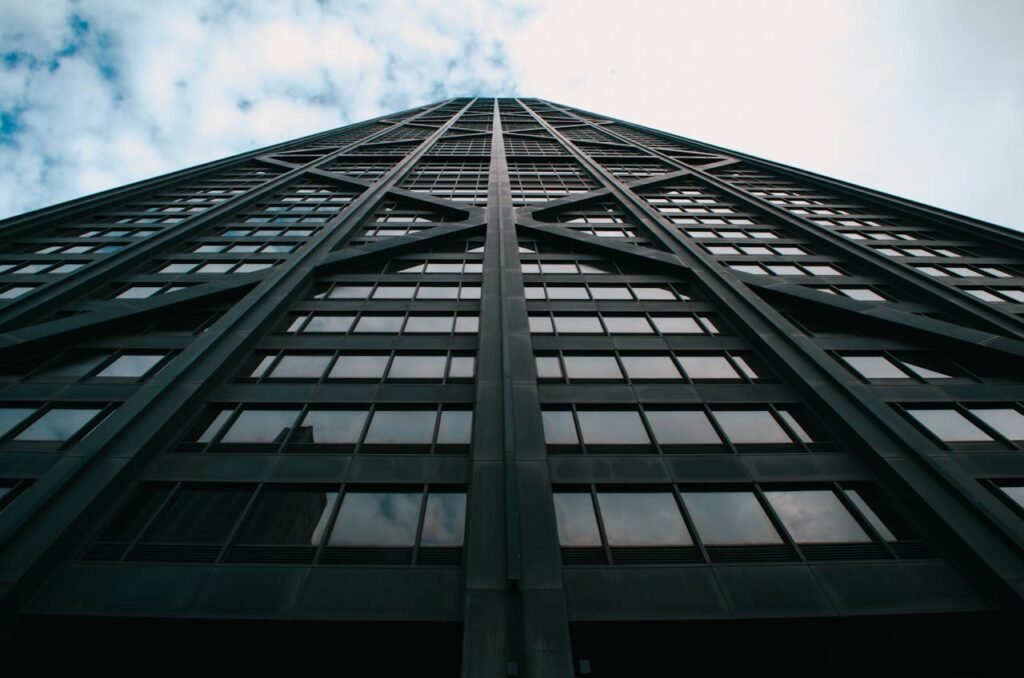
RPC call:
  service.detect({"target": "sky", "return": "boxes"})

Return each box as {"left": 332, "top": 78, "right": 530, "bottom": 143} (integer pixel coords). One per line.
{"left": 1, "top": 0, "right": 1022, "bottom": 229}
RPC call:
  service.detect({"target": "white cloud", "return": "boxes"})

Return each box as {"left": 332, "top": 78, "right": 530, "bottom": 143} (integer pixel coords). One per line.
{"left": 0, "top": 0, "right": 1021, "bottom": 231}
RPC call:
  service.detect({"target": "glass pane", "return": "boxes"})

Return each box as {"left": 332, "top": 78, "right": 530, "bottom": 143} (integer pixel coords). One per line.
{"left": 633, "top": 286, "right": 676, "bottom": 300}
{"left": 552, "top": 492, "right": 601, "bottom": 546}
{"left": 268, "top": 355, "right": 330, "bottom": 379}
{"left": 712, "top": 410, "right": 792, "bottom": 444}
{"left": 364, "top": 410, "right": 437, "bottom": 444}
{"left": 354, "top": 315, "right": 404, "bottom": 333}
{"left": 388, "top": 355, "right": 447, "bottom": 379}
{"left": 416, "top": 285, "right": 458, "bottom": 299}
{"left": 304, "top": 315, "right": 354, "bottom": 333}
{"left": 329, "top": 492, "right": 421, "bottom": 546}
{"left": 553, "top": 316, "right": 603, "bottom": 334}
{"left": 448, "top": 356, "right": 476, "bottom": 379}
{"left": 646, "top": 410, "right": 721, "bottom": 445}
{"left": 563, "top": 356, "right": 622, "bottom": 380}
{"left": 547, "top": 286, "right": 589, "bottom": 299}
{"left": 236, "top": 490, "right": 338, "bottom": 545}
{"left": 329, "top": 285, "right": 372, "bottom": 299}
{"left": 529, "top": 316, "right": 554, "bottom": 333}
{"left": 405, "top": 315, "right": 454, "bottom": 333}
{"left": 454, "top": 316, "right": 479, "bottom": 333}
{"left": 602, "top": 316, "right": 654, "bottom": 334}
{"left": 437, "top": 410, "right": 473, "bottom": 445}
{"left": 590, "top": 286, "right": 631, "bottom": 300}
{"left": 682, "top": 492, "right": 782, "bottom": 545}
{"left": 542, "top": 411, "right": 578, "bottom": 445}
{"left": 145, "top": 487, "right": 251, "bottom": 544}
{"left": 329, "top": 355, "right": 389, "bottom": 379}
{"left": 598, "top": 492, "right": 691, "bottom": 546}
{"left": 0, "top": 407, "right": 37, "bottom": 437}
{"left": 577, "top": 410, "right": 650, "bottom": 445}
{"left": 999, "top": 486, "right": 1024, "bottom": 510}
{"left": 620, "top": 356, "right": 681, "bottom": 380}
{"left": 968, "top": 408, "right": 1024, "bottom": 441}
{"left": 14, "top": 408, "right": 101, "bottom": 442}
{"left": 897, "top": 357, "right": 951, "bottom": 379}
{"left": 906, "top": 409, "right": 992, "bottom": 442}
{"left": 841, "top": 356, "right": 907, "bottom": 379}
{"left": 678, "top": 356, "right": 739, "bottom": 380}
{"left": 96, "top": 354, "right": 166, "bottom": 378}
{"left": 220, "top": 409, "right": 300, "bottom": 443}
{"left": 372, "top": 286, "right": 415, "bottom": 299}
{"left": 421, "top": 493, "right": 467, "bottom": 546}
{"left": 299, "top": 410, "right": 368, "bottom": 444}
{"left": 765, "top": 490, "right": 870, "bottom": 543}
{"left": 532, "top": 358, "right": 565, "bottom": 378}
{"left": 651, "top": 316, "right": 702, "bottom": 334}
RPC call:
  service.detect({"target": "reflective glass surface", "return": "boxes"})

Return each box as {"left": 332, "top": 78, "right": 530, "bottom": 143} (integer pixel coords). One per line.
{"left": 597, "top": 492, "right": 692, "bottom": 546}
{"left": 682, "top": 492, "right": 782, "bottom": 545}
{"left": 765, "top": 490, "right": 870, "bottom": 543}
{"left": 329, "top": 492, "right": 421, "bottom": 546}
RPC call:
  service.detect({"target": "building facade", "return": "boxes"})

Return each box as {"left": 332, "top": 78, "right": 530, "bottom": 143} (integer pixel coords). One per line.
{"left": 0, "top": 97, "right": 1022, "bottom": 673}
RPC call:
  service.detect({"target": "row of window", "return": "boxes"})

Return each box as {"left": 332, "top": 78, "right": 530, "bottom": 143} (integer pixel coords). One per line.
{"left": 246, "top": 352, "right": 475, "bottom": 382}
{"left": 189, "top": 404, "right": 473, "bottom": 451}
{"left": 963, "top": 287, "right": 1024, "bottom": 304}
{"left": 88, "top": 483, "right": 466, "bottom": 564}
{"left": 216, "top": 227, "right": 318, "bottom": 238}
{"left": 536, "top": 352, "right": 759, "bottom": 382}
{"left": 192, "top": 242, "right": 298, "bottom": 254}
{"left": 520, "top": 261, "right": 613, "bottom": 275}
{"left": 916, "top": 264, "right": 1012, "bottom": 279}
{"left": 156, "top": 261, "right": 275, "bottom": 275}
{"left": 0, "top": 262, "right": 85, "bottom": 275}
{"left": 0, "top": 405, "right": 109, "bottom": 445}
{"left": 842, "top": 230, "right": 919, "bottom": 242}
{"left": 528, "top": 313, "right": 721, "bottom": 336}
{"left": 553, "top": 484, "right": 911, "bottom": 549}
{"left": 27, "top": 351, "right": 171, "bottom": 381}
{"left": 903, "top": 405, "right": 1024, "bottom": 445}
{"left": 683, "top": 227, "right": 778, "bottom": 239}
{"left": 30, "top": 243, "right": 126, "bottom": 255}
{"left": 704, "top": 244, "right": 807, "bottom": 257}
{"left": 313, "top": 282, "right": 482, "bottom": 300}
{"left": 729, "top": 262, "right": 843, "bottom": 277}
{"left": 541, "top": 405, "right": 813, "bottom": 451}
{"left": 524, "top": 283, "right": 689, "bottom": 301}
{"left": 285, "top": 313, "right": 479, "bottom": 335}
{"left": 839, "top": 353, "right": 955, "bottom": 381}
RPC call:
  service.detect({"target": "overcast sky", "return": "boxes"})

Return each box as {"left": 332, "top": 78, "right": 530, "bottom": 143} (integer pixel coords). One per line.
{"left": 1, "top": 0, "right": 1022, "bottom": 229}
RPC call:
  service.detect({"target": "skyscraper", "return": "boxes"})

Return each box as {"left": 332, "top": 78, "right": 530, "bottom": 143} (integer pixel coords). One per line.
{"left": 0, "top": 97, "right": 1021, "bottom": 674}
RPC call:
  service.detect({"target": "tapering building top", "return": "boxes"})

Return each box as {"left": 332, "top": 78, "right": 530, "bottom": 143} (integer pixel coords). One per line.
{"left": 0, "top": 99, "right": 1021, "bottom": 673}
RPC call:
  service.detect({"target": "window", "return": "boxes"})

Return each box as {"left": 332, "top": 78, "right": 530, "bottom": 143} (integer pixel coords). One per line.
{"left": 600, "top": 492, "right": 692, "bottom": 546}
{"left": 711, "top": 409, "right": 792, "bottom": 444}
{"left": 764, "top": 490, "right": 870, "bottom": 543}
{"left": 682, "top": 491, "right": 782, "bottom": 545}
